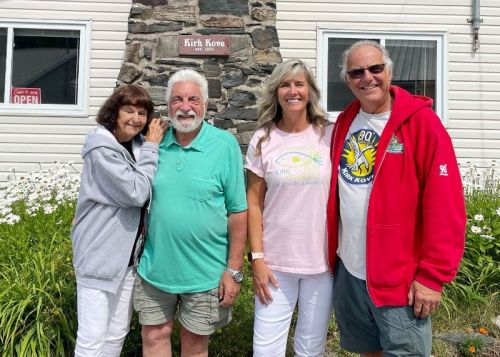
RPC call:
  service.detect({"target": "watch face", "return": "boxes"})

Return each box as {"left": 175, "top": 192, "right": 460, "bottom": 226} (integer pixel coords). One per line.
{"left": 234, "top": 271, "right": 244, "bottom": 283}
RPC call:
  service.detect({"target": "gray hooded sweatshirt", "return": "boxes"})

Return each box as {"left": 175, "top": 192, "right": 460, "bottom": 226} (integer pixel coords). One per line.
{"left": 71, "top": 126, "right": 159, "bottom": 293}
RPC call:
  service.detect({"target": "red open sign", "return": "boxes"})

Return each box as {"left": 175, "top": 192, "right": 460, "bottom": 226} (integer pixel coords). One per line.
{"left": 11, "top": 87, "right": 42, "bottom": 104}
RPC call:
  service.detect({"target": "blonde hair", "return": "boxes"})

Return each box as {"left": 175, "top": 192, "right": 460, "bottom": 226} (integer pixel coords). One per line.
{"left": 255, "top": 59, "right": 327, "bottom": 154}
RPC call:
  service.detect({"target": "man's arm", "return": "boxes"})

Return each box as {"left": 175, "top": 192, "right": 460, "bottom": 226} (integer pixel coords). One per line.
{"left": 219, "top": 210, "right": 247, "bottom": 307}
{"left": 409, "top": 109, "right": 466, "bottom": 317}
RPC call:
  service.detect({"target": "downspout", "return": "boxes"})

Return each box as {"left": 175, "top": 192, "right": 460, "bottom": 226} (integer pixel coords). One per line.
{"left": 467, "top": 0, "right": 482, "bottom": 52}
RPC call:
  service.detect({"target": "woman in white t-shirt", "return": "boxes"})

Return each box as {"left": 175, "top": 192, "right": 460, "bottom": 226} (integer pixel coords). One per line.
{"left": 245, "top": 59, "right": 334, "bottom": 357}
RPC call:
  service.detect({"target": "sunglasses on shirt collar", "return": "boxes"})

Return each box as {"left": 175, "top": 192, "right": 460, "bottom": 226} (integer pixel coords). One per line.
{"left": 347, "top": 63, "right": 386, "bottom": 79}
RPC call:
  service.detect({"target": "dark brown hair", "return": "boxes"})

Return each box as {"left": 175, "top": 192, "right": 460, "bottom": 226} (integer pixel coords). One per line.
{"left": 96, "top": 85, "right": 154, "bottom": 135}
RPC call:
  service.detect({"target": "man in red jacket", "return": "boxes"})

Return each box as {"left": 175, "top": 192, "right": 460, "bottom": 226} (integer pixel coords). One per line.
{"left": 327, "top": 40, "right": 466, "bottom": 356}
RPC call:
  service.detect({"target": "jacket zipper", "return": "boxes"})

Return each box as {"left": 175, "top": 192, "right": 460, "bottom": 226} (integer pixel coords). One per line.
{"left": 326, "top": 122, "right": 340, "bottom": 275}
{"left": 364, "top": 135, "right": 390, "bottom": 304}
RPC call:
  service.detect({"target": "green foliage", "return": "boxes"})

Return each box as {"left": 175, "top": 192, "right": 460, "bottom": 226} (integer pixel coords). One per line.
{"left": 1, "top": 161, "right": 499, "bottom": 356}
{"left": 461, "top": 335, "right": 484, "bottom": 356}
{"left": 445, "top": 163, "right": 500, "bottom": 305}
{"left": 0, "top": 202, "right": 77, "bottom": 357}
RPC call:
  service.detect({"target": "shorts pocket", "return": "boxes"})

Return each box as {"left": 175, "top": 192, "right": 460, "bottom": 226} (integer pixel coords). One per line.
{"left": 206, "top": 288, "right": 231, "bottom": 324}
{"left": 133, "top": 275, "right": 144, "bottom": 311}
{"left": 207, "top": 288, "right": 221, "bottom": 323}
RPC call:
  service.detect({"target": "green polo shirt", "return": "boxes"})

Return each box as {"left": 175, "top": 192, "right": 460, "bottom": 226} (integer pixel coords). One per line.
{"left": 138, "top": 121, "right": 247, "bottom": 293}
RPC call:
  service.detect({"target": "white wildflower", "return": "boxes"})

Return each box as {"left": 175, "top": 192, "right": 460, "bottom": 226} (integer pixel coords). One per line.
{"left": 497, "top": 208, "right": 500, "bottom": 216}
{"left": 43, "top": 204, "right": 56, "bottom": 215}
{"left": 0, "top": 206, "right": 12, "bottom": 216}
{"left": 480, "top": 234, "right": 494, "bottom": 240}
{"left": 470, "top": 226, "right": 482, "bottom": 234}
{"left": 0, "top": 161, "right": 80, "bottom": 224}
{"left": 474, "top": 214, "right": 484, "bottom": 221}
{"left": 4, "top": 213, "right": 20, "bottom": 225}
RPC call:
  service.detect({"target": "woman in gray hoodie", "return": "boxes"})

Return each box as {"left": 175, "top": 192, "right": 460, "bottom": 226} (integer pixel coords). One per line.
{"left": 71, "top": 85, "right": 167, "bottom": 357}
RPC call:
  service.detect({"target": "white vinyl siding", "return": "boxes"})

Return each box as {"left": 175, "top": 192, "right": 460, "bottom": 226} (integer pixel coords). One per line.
{"left": 0, "top": 0, "right": 131, "bottom": 181}
{"left": 276, "top": 0, "right": 500, "bottom": 168}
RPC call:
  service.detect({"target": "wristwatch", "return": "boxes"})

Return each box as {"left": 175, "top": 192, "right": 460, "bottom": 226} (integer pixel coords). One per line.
{"left": 247, "top": 251, "right": 264, "bottom": 262}
{"left": 225, "top": 267, "right": 244, "bottom": 283}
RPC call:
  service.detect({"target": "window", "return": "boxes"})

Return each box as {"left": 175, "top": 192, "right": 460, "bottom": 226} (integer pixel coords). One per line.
{"left": 317, "top": 31, "right": 446, "bottom": 122}
{"left": 0, "top": 20, "right": 90, "bottom": 115}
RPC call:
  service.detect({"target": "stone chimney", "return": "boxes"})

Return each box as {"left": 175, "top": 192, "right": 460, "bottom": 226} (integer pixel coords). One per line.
{"left": 118, "top": 0, "right": 281, "bottom": 153}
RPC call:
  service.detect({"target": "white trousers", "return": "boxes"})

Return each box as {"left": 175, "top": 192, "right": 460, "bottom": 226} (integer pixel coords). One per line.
{"left": 75, "top": 267, "right": 135, "bottom": 357}
{"left": 253, "top": 271, "right": 334, "bottom": 357}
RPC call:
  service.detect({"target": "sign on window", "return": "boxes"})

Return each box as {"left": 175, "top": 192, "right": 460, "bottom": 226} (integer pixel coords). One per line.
{"left": 11, "top": 87, "right": 42, "bottom": 104}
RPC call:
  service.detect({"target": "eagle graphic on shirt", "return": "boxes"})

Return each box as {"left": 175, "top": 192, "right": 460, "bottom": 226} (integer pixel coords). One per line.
{"left": 340, "top": 129, "right": 379, "bottom": 185}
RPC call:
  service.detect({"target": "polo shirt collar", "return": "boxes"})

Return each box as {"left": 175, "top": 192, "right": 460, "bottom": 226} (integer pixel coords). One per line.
{"left": 164, "top": 120, "right": 208, "bottom": 152}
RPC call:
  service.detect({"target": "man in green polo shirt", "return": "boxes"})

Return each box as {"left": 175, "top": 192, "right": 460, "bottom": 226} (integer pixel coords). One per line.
{"left": 133, "top": 69, "right": 248, "bottom": 356}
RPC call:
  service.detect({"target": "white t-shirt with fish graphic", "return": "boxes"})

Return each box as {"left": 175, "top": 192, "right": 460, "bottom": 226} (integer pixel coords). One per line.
{"left": 245, "top": 124, "right": 333, "bottom": 274}
{"left": 338, "top": 109, "right": 390, "bottom": 280}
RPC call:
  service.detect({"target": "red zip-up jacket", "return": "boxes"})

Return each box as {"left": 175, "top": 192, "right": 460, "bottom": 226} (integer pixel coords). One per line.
{"left": 326, "top": 86, "right": 466, "bottom": 307}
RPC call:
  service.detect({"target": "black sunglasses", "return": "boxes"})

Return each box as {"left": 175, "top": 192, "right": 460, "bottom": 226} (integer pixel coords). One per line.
{"left": 347, "top": 63, "right": 386, "bottom": 79}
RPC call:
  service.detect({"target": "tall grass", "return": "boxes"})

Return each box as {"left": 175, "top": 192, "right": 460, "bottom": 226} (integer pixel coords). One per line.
{"left": 0, "top": 202, "right": 76, "bottom": 356}
{"left": 0, "top": 163, "right": 79, "bottom": 357}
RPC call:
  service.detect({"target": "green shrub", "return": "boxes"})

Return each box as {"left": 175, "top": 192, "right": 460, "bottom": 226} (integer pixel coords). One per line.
{"left": 444, "top": 162, "right": 500, "bottom": 306}
{"left": 0, "top": 163, "right": 79, "bottom": 356}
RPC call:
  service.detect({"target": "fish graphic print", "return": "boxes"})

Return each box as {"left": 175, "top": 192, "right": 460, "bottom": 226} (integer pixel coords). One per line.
{"left": 272, "top": 148, "right": 324, "bottom": 186}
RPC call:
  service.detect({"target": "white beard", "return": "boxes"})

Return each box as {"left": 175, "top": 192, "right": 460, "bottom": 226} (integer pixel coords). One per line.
{"left": 170, "top": 109, "right": 204, "bottom": 133}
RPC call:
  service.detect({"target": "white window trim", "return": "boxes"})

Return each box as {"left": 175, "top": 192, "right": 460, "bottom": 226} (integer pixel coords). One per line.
{"left": 0, "top": 18, "right": 91, "bottom": 117}
{"left": 317, "top": 29, "right": 448, "bottom": 123}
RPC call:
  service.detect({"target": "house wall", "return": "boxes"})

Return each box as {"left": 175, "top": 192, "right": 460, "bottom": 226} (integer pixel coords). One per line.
{"left": 0, "top": 0, "right": 498, "bottom": 182}
{"left": 276, "top": 0, "right": 500, "bottom": 168}
{"left": 0, "top": 0, "right": 132, "bottom": 181}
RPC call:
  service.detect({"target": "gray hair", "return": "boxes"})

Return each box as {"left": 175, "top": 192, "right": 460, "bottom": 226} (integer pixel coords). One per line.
{"left": 166, "top": 69, "right": 209, "bottom": 104}
{"left": 340, "top": 40, "right": 393, "bottom": 81}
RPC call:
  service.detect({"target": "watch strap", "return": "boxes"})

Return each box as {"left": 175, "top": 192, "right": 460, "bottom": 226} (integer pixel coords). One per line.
{"left": 247, "top": 251, "right": 264, "bottom": 262}
{"left": 225, "top": 267, "right": 243, "bottom": 282}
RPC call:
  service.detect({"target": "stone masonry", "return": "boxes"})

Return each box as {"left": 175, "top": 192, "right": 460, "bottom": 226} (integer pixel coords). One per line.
{"left": 118, "top": 0, "right": 282, "bottom": 152}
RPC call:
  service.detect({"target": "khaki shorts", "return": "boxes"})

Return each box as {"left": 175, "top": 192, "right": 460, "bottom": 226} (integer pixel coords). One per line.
{"left": 133, "top": 274, "right": 231, "bottom": 336}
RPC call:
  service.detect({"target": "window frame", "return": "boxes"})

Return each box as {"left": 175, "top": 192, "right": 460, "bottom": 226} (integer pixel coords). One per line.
{"left": 317, "top": 29, "right": 448, "bottom": 123}
{"left": 0, "top": 19, "right": 91, "bottom": 117}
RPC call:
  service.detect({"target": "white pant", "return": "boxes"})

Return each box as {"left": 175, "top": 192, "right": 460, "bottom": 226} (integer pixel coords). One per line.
{"left": 75, "top": 267, "right": 135, "bottom": 357}
{"left": 253, "top": 271, "right": 334, "bottom": 357}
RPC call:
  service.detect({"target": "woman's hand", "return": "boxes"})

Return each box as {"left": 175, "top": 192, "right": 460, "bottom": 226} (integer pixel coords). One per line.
{"left": 145, "top": 118, "right": 168, "bottom": 144}
{"left": 252, "top": 259, "right": 279, "bottom": 305}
